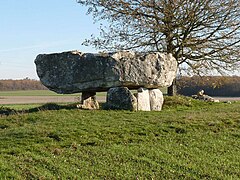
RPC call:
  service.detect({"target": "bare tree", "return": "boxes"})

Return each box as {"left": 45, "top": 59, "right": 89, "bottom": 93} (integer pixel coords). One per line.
{"left": 77, "top": 0, "right": 240, "bottom": 95}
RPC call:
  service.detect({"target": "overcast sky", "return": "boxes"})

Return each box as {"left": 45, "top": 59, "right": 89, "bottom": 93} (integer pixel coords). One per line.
{"left": 0, "top": 0, "right": 98, "bottom": 79}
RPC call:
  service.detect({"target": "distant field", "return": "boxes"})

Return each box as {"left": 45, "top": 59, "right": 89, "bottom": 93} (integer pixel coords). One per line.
{"left": 0, "top": 90, "right": 107, "bottom": 105}
{"left": 0, "top": 88, "right": 166, "bottom": 105}
{"left": 0, "top": 90, "right": 75, "bottom": 96}
{"left": 0, "top": 89, "right": 239, "bottom": 105}
{"left": 0, "top": 88, "right": 167, "bottom": 96}
{"left": 0, "top": 90, "right": 108, "bottom": 96}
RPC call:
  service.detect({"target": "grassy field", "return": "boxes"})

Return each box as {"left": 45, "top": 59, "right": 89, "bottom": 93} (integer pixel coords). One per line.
{"left": 0, "top": 96, "right": 239, "bottom": 179}
{"left": 0, "top": 90, "right": 75, "bottom": 96}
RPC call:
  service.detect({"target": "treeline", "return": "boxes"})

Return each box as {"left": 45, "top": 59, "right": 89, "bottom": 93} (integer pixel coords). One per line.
{"left": 0, "top": 79, "right": 47, "bottom": 91}
{"left": 177, "top": 76, "right": 240, "bottom": 97}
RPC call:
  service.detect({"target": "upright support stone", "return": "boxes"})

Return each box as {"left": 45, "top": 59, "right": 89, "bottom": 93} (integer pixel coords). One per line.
{"left": 106, "top": 87, "right": 137, "bottom": 111}
{"left": 136, "top": 88, "right": 151, "bottom": 111}
{"left": 149, "top": 89, "right": 164, "bottom": 111}
{"left": 78, "top": 92, "right": 99, "bottom": 110}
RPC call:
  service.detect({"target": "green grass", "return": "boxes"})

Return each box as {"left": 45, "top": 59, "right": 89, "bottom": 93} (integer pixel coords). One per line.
{"left": 0, "top": 97, "right": 239, "bottom": 179}
{"left": 1, "top": 104, "right": 42, "bottom": 110}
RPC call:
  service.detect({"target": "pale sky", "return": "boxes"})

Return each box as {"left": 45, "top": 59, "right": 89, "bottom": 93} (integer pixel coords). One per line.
{"left": 1, "top": 1, "right": 239, "bottom": 80}
{"left": 0, "top": 0, "right": 98, "bottom": 79}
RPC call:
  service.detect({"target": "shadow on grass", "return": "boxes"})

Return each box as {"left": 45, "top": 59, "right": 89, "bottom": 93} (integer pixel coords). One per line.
{"left": 0, "top": 102, "right": 107, "bottom": 116}
{"left": 0, "top": 103, "right": 79, "bottom": 116}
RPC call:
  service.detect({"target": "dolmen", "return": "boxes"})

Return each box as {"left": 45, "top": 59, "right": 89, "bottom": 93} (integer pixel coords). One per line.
{"left": 35, "top": 51, "right": 177, "bottom": 111}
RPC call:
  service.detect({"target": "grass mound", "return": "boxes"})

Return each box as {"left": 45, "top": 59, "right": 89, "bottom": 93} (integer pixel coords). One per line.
{"left": 163, "top": 95, "right": 211, "bottom": 109}
{"left": 0, "top": 103, "right": 79, "bottom": 115}
{"left": 27, "top": 103, "right": 78, "bottom": 112}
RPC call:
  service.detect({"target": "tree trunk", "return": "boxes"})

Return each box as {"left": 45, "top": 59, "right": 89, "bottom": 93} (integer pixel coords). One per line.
{"left": 167, "top": 78, "right": 177, "bottom": 96}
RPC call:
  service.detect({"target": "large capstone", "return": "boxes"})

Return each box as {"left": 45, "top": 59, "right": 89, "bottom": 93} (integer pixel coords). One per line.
{"left": 35, "top": 51, "right": 177, "bottom": 94}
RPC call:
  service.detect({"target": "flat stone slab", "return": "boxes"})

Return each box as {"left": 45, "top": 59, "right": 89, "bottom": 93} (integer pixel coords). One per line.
{"left": 35, "top": 51, "right": 177, "bottom": 94}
